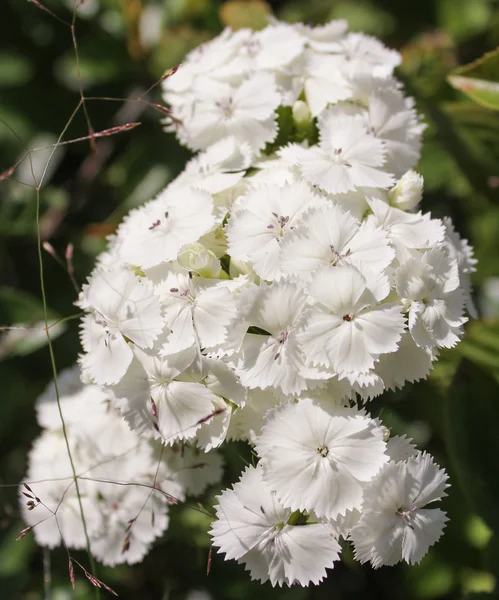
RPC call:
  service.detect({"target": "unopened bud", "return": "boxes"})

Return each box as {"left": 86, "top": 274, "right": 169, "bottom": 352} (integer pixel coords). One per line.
{"left": 292, "top": 100, "right": 311, "bottom": 125}
{"left": 389, "top": 170, "right": 423, "bottom": 211}
{"left": 177, "top": 243, "right": 221, "bottom": 278}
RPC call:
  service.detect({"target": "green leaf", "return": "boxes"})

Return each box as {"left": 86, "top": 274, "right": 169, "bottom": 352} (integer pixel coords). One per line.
{"left": 448, "top": 48, "right": 499, "bottom": 111}
{"left": 456, "top": 320, "right": 499, "bottom": 378}
{"left": 0, "top": 53, "right": 33, "bottom": 88}
{"left": 445, "top": 360, "right": 499, "bottom": 532}
{"left": 0, "top": 287, "right": 66, "bottom": 359}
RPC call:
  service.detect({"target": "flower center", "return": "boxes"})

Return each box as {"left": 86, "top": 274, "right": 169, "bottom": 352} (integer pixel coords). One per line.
{"left": 267, "top": 213, "right": 291, "bottom": 240}
{"left": 216, "top": 98, "right": 234, "bottom": 118}
{"left": 274, "top": 330, "right": 289, "bottom": 361}
{"left": 396, "top": 505, "right": 417, "bottom": 529}
{"left": 148, "top": 211, "right": 170, "bottom": 232}
{"left": 317, "top": 445, "right": 329, "bottom": 457}
{"left": 329, "top": 244, "right": 351, "bottom": 266}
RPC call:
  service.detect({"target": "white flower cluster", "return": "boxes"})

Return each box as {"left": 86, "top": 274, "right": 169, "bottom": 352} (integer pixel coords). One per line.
{"left": 22, "top": 18, "right": 476, "bottom": 586}
{"left": 21, "top": 366, "right": 223, "bottom": 566}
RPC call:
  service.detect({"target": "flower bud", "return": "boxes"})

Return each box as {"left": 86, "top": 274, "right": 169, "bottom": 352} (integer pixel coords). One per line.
{"left": 177, "top": 243, "right": 221, "bottom": 278}
{"left": 229, "top": 258, "right": 258, "bottom": 282}
{"left": 292, "top": 100, "right": 311, "bottom": 125}
{"left": 389, "top": 170, "right": 423, "bottom": 211}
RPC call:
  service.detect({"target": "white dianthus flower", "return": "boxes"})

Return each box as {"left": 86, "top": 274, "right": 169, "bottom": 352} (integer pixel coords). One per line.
{"left": 279, "top": 115, "right": 394, "bottom": 194}
{"left": 350, "top": 453, "right": 449, "bottom": 567}
{"left": 255, "top": 398, "right": 388, "bottom": 519}
{"left": 396, "top": 248, "right": 467, "bottom": 349}
{"left": 278, "top": 203, "right": 394, "bottom": 280}
{"left": 226, "top": 181, "right": 325, "bottom": 280}
{"left": 297, "top": 264, "right": 405, "bottom": 376}
{"left": 117, "top": 186, "right": 216, "bottom": 269}
{"left": 210, "top": 464, "right": 341, "bottom": 586}
{"left": 79, "top": 268, "right": 163, "bottom": 385}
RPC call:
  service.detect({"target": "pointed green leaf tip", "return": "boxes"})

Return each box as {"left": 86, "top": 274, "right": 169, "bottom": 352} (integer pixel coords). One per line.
{"left": 448, "top": 47, "right": 499, "bottom": 110}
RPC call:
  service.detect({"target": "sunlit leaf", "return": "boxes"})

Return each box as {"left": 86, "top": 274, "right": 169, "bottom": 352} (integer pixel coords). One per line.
{"left": 448, "top": 48, "right": 499, "bottom": 111}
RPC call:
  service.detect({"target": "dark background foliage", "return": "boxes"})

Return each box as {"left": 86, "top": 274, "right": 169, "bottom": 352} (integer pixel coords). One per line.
{"left": 1, "top": 0, "right": 499, "bottom": 598}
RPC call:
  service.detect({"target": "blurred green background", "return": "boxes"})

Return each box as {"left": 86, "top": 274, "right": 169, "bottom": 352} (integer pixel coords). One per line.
{"left": 2, "top": 0, "right": 499, "bottom": 598}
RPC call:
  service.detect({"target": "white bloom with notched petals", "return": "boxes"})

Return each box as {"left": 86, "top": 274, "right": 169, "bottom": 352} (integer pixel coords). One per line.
{"left": 79, "top": 268, "right": 163, "bottom": 385}
{"left": 110, "top": 344, "right": 217, "bottom": 443}
{"left": 278, "top": 203, "right": 394, "bottom": 279}
{"left": 279, "top": 115, "right": 394, "bottom": 194}
{"left": 156, "top": 271, "right": 237, "bottom": 354}
{"left": 177, "top": 72, "right": 281, "bottom": 154}
{"left": 210, "top": 464, "right": 341, "bottom": 586}
{"left": 396, "top": 248, "right": 467, "bottom": 349}
{"left": 235, "top": 280, "right": 326, "bottom": 395}
{"left": 351, "top": 453, "right": 449, "bottom": 567}
{"left": 255, "top": 399, "right": 388, "bottom": 519}
{"left": 117, "top": 186, "right": 216, "bottom": 270}
{"left": 297, "top": 264, "right": 405, "bottom": 377}
{"left": 226, "top": 181, "right": 325, "bottom": 280}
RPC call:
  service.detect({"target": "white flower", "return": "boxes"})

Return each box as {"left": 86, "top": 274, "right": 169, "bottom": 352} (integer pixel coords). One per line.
{"left": 210, "top": 464, "right": 341, "bottom": 586}
{"left": 158, "top": 444, "right": 224, "bottom": 499}
{"left": 162, "top": 28, "right": 253, "bottom": 107}
{"left": 297, "top": 264, "right": 405, "bottom": 376}
{"left": 177, "top": 243, "right": 221, "bottom": 279}
{"left": 230, "top": 388, "right": 285, "bottom": 443}
{"left": 278, "top": 203, "right": 394, "bottom": 279}
{"left": 396, "top": 248, "right": 467, "bottom": 349}
{"left": 279, "top": 115, "right": 394, "bottom": 194}
{"left": 296, "top": 19, "right": 348, "bottom": 51}
{"left": 79, "top": 268, "right": 163, "bottom": 385}
{"left": 278, "top": 50, "right": 352, "bottom": 116}
{"left": 374, "top": 333, "right": 436, "bottom": 391}
{"left": 110, "top": 344, "right": 218, "bottom": 443}
{"left": 156, "top": 271, "right": 237, "bottom": 354}
{"left": 21, "top": 432, "right": 100, "bottom": 550}
{"left": 235, "top": 280, "right": 326, "bottom": 395}
{"left": 35, "top": 365, "right": 109, "bottom": 430}
{"left": 366, "top": 193, "right": 445, "bottom": 262}
{"left": 117, "top": 186, "right": 216, "bottom": 270}
{"left": 90, "top": 486, "right": 168, "bottom": 566}
{"left": 177, "top": 72, "right": 281, "bottom": 154}
{"left": 444, "top": 217, "right": 478, "bottom": 318}
{"left": 350, "top": 453, "right": 449, "bottom": 567}
{"left": 255, "top": 399, "right": 388, "bottom": 518}
{"left": 385, "top": 435, "right": 418, "bottom": 463}
{"left": 172, "top": 136, "right": 252, "bottom": 196}
{"left": 250, "top": 22, "right": 306, "bottom": 70}
{"left": 226, "top": 181, "right": 325, "bottom": 280}
{"left": 346, "top": 77, "right": 424, "bottom": 177}
{"left": 332, "top": 32, "right": 401, "bottom": 77}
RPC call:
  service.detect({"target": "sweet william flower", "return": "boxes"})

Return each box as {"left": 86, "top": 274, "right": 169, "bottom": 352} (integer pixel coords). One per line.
{"left": 351, "top": 453, "right": 449, "bottom": 567}
{"left": 225, "top": 181, "right": 326, "bottom": 280}
{"left": 297, "top": 264, "right": 405, "bottom": 377}
{"left": 235, "top": 280, "right": 327, "bottom": 395}
{"left": 117, "top": 186, "right": 216, "bottom": 270}
{"left": 255, "top": 399, "right": 388, "bottom": 519}
{"left": 109, "top": 344, "right": 218, "bottom": 443}
{"left": 396, "top": 248, "right": 467, "bottom": 349}
{"left": 178, "top": 72, "right": 281, "bottom": 154}
{"left": 279, "top": 115, "right": 394, "bottom": 194}
{"left": 156, "top": 271, "right": 237, "bottom": 355}
{"left": 210, "top": 464, "right": 341, "bottom": 586}
{"left": 79, "top": 268, "right": 163, "bottom": 385}
{"left": 278, "top": 203, "right": 394, "bottom": 280}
